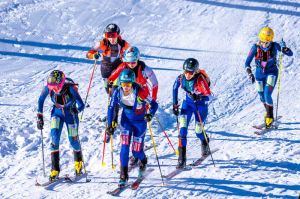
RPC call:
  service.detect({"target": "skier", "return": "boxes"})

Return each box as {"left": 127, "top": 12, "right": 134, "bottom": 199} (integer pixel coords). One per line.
{"left": 172, "top": 58, "right": 212, "bottom": 169}
{"left": 86, "top": 23, "right": 130, "bottom": 94}
{"left": 105, "top": 69, "right": 158, "bottom": 187}
{"left": 37, "top": 70, "right": 85, "bottom": 181}
{"left": 107, "top": 46, "right": 158, "bottom": 101}
{"left": 245, "top": 27, "right": 293, "bottom": 128}
{"left": 108, "top": 46, "right": 159, "bottom": 165}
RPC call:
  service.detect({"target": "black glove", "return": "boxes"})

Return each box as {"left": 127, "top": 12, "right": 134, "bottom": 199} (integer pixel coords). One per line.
{"left": 144, "top": 114, "right": 153, "bottom": 122}
{"left": 173, "top": 104, "right": 179, "bottom": 116}
{"left": 94, "top": 52, "right": 100, "bottom": 60}
{"left": 105, "top": 126, "right": 115, "bottom": 136}
{"left": 70, "top": 107, "right": 78, "bottom": 115}
{"left": 191, "top": 93, "right": 201, "bottom": 101}
{"left": 37, "top": 114, "right": 44, "bottom": 130}
{"left": 246, "top": 68, "right": 255, "bottom": 84}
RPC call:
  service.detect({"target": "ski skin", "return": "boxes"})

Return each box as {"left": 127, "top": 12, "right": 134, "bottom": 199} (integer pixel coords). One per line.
{"left": 131, "top": 168, "right": 154, "bottom": 190}
{"left": 163, "top": 149, "right": 219, "bottom": 180}
{"left": 107, "top": 168, "right": 154, "bottom": 196}
{"left": 35, "top": 173, "right": 90, "bottom": 187}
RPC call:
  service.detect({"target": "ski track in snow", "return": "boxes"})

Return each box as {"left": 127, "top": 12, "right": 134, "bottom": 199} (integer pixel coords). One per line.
{"left": 0, "top": 0, "right": 300, "bottom": 198}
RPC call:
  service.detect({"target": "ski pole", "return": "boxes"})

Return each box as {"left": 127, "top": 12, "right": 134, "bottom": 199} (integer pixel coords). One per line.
{"left": 155, "top": 116, "right": 177, "bottom": 156}
{"left": 176, "top": 116, "right": 180, "bottom": 156}
{"left": 40, "top": 129, "right": 46, "bottom": 177}
{"left": 194, "top": 103, "right": 215, "bottom": 167}
{"left": 77, "top": 137, "right": 91, "bottom": 182}
{"left": 110, "top": 134, "right": 116, "bottom": 170}
{"left": 80, "top": 59, "right": 98, "bottom": 121}
{"left": 275, "top": 39, "right": 284, "bottom": 125}
{"left": 101, "top": 131, "right": 107, "bottom": 167}
{"left": 148, "top": 122, "right": 165, "bottom": 186}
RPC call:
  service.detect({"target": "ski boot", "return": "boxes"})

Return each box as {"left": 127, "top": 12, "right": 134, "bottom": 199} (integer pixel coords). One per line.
{"left": 49, "top": 150, "right": 60, "bottom": 181}
{"left": 176, "top": 146, "right": 186, "bottom": 169}
{"left": 201, "top": 141, "right": 210, "bottom": 156}
{"left": 265, "top": 117, "right": 274, "bottom": 129}
{"left": 49, "top": 169, "right": 59, "bottom": 181}
{"left": 129, "top": 156, "right": 138, "bottom": 167}
{"left": 118, "top": 166, "right": 128, "bottom": 188}
{"left": 74, "top": 161, "right": 83, "bottom": 176}
{"left": 138, "top": 157, "right": 147, "bottom": 178}
{"left": 74, "top": 151, "right": 83, "bottom": 176}
{"left": 265, "top": 104, "right": 274, "bottom": 129}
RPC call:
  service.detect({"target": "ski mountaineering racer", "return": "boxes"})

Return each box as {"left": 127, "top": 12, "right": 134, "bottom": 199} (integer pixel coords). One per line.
{"left": 37, "top": 70, "right": 85, "bottom": 181}
{"left": 245, "top": 27, "right": 293, "bottom": 128}
{"left": 172, "top": 58, "right": 212, "bottom": 169}
{"left": 105, "top": 69, "right": 158, "bottom": 187}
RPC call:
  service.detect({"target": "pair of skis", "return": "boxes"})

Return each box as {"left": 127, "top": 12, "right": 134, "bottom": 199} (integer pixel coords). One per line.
{"left": 163, "top": 149, "right": 219, "bottom": 180}
{"left": 35, "top": 173, "right": 90, "bottom": 188}
{"left": 252, "top": 116, "right": 282, "bottom": 135}
{"left": 107, "top": 168, "right": 154, "bottom": 196}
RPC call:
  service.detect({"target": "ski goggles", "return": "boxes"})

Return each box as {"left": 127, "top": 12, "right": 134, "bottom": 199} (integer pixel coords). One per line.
{"left": 47, "top": 79, "right": 65, "bottom": 92}
{"left": 104, "top": 32, "right": 118, "bottom": 38}
{"left": 120, "top": 82, "right": 132, "bottom": 87}
{"left": 184, "top": 70, "right": 194, "bottom": 75}
{"left": 260, "top": 41, "right": 271, "bottom": 46}
{"left": 125, "top": 61, "right": 138, "bottom": 65}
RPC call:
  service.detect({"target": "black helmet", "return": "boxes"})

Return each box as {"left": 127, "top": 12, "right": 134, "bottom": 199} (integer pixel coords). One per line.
{"left": 47, "top": 70, "right": 66, "bottom": 85}
{"left": 183, "top": 58, "right": 199, "bottom": 72}
{"left": 104, "top": 23, "right": 120, "bottom": 34}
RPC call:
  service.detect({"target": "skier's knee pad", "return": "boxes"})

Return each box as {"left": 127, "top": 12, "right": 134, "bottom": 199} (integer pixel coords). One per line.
{"left": 179, "top": 115, "right": 187, "bottom": 128}
{"left": 51, "top": 116, "right": 60, "bottom": 129}
{"left": 67, "top": 123, "right": 78, "bottom": 137}
{"left": 256, "top": 81, "right": 264, "bottom": 93}
{"left": 195, "top": 123, "right": 203, "bottom": 135}
{"left": 132, "top": 136, "right": 143, "bottom": 152}
{"left": 121, "top": 130, "right": 130, "bottom": 145}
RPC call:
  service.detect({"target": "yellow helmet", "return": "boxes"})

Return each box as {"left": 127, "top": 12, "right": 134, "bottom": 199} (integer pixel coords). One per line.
{"left": 259, "top": 27, "right": 274, "bottom": 42}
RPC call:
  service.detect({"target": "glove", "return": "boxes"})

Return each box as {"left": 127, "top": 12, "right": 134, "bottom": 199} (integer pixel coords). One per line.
{"left": 246, "top": 68, "right": 255, "bottom": 84}
{"left": 144, "top": 114, "right": 153, "bottom": 122}
{"left": 191, "top": 93, "right": 201, "bottom": 101}
{"left": 37, "top": 114, "right": 44, "bottom": 130}
{"left": 280, "top": 39, "right": 286, "bottom": 49}
{"left": 70, "top": 107, "right": 78, "bottom": 115}
{"left": 173, "top": 104, "right": 179, "bottom": 116}
{"left": 93, "top": 52, "right": 101, "bottom": 60}
{"left": 105, "top": 126, "right": 115, "bottom": 136}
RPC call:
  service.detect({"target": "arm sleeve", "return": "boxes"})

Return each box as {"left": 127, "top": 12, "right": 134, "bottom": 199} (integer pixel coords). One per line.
{"left": 37, "top": 86, "right": 49, "bottom": 114}
{"left": 172, "top": 75, "right": 181, "bottom": 105}
{"left": 144, "top": 66, "right": 159, "bottom": 100}
{"left": 108, "top": 64, "right": 125, "bottom": 82}
{"left": 107, "top": 89, "right": 119, "bottom": 127}
{"left": 245, "top": 45, "right": 257, "bottom": 69}
{"left": 69, "top": 86, "right": 85, "bottom": 112}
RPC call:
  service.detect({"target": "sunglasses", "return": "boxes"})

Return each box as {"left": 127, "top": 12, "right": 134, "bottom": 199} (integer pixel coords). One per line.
{"left": 260, "top": 41, "right": 271, "bottom": 45}
{"left": 105, "top": 32, "right": 118, "bottom": 38}
{"left": 184, "top": 70, "right": 194, "bottom": 75}
{"left": 121, "top": 82, "right": 132, "bottom": 87}
{"left": 47, "top": 83, "right": 64, "bottom": 93}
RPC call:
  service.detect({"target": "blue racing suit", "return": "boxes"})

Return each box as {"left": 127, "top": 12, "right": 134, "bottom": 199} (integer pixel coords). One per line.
{"left": 245, "top": 42, "right": 293, "bottom": 106}
{"left": 107, "top": 84, "right": 158, "bottom": 167}
{"left": 37, "top": 81, "right": 85, "bottom": 154}
{"left": 173, "top": 72, "right": 211, "bottom": 147}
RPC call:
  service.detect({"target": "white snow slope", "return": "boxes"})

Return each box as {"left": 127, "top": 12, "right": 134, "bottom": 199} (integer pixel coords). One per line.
{"left": 0, "top": 0, "right": 300, "bottom": 198}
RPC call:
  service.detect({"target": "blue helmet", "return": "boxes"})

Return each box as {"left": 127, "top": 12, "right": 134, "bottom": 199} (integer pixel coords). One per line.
{"left": 123, "top": 46, "right": 140, "bottom": 62}
{"left": 119, "top": 69, "right": 136, "bottom": 83}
